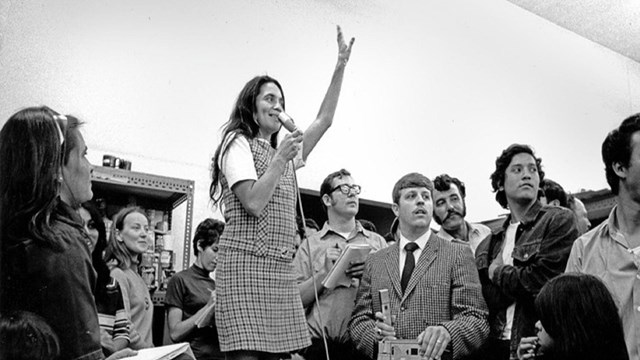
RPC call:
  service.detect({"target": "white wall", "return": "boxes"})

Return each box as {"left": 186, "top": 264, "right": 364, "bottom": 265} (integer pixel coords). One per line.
{"left": 1, "top": 0, "right": 639, "bottom": 258}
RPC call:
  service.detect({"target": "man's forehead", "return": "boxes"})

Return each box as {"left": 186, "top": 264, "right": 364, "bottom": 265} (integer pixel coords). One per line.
{"left": 509, "top": 152, "right": 536, "bottom": 166}
{"left": 332, "top": 175, "right": 354, "bottom": 185}
{"left": 400, "top": 186, "right": 431, "bottom": 194}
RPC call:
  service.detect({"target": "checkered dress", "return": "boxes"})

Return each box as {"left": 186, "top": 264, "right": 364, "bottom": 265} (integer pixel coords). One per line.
{"left": 215, "top": 137, "right": 311, "bottom": 353}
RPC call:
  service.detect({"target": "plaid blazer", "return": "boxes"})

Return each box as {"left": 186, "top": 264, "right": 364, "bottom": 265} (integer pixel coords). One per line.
{"left": 350, "top": 232, "right": 489, "bottom": 360}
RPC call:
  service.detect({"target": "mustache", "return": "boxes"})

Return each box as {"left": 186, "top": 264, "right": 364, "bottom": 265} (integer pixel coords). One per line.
{"left": 444, "top": 209, "right": 464, "bottom": 221}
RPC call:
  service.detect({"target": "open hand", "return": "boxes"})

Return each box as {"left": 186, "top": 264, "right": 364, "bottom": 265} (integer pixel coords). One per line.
{"left": 336, "top": 25, "right": 355, "bottom": 65}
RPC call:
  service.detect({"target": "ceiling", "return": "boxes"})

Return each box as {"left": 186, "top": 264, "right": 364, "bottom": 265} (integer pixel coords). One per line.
{"left": 507, "top": 0, "right": 640, "bottom": 63}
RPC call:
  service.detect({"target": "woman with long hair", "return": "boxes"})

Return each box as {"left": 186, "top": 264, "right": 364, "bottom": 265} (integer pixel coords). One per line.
{"left": 165, "top": 218, "right": 225, "bottom": 360}
{"left": 209, "top": 26, "right": 354, "bottom": 360}
{"left": 517, "top": 273, "right": 628, "bottom": 360}
{"left": 79, "top": 202, "right": 131, "bottom": 355}
{"left": 103, "top": 207, "right": 154, "bottom": 349}
{"left": 0, "top": 106, "right": 103, "bottom": 360}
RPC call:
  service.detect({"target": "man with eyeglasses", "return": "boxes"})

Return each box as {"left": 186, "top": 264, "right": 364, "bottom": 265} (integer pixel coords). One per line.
{"left": 293, "top": 168, "right": 387, "bottom": 360}
{"left": 566, "top": 114, "right": 640, "bottom": 360}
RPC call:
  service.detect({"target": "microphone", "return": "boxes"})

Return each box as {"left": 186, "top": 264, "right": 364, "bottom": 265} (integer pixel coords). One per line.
{"left": 276, "top": 111, "right": 298, "bottom": 133}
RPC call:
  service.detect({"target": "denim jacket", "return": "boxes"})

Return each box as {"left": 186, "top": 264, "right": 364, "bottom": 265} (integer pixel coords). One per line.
{"left": 2, "top": 201, "right": 104, "bottom": 360}
{"left": 475, "top": 201, "right": 578, "bottom": 359}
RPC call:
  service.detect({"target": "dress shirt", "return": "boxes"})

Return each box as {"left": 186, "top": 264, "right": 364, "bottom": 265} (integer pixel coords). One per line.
{"left": 398, "top": 229, "right": 431, "bottom": 274}
{"left": 437, "top": 221, "right": 492, "bottom": 255}
{"left": 566, "top": 205, "right": 640, "bottom": 360}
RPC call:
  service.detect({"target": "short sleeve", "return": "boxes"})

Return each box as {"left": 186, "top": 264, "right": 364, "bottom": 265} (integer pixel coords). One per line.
{"left": 164, "top": 273, "right": 186, "bottom": 309}
{"left": 219, "top": 134, "right": 257, "bottom": 188}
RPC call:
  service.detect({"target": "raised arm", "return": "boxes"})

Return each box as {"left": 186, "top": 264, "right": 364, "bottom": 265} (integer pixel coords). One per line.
{"left": 302, "top": 25, "right": 355, "bottom": 161}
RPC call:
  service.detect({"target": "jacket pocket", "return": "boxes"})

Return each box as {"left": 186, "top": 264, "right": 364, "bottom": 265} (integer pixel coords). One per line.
{"left": 476, "top": 249, "right": 490, "bottom": 270}
{"left": 512, "top": 239, "right": 542, "bottom": 263}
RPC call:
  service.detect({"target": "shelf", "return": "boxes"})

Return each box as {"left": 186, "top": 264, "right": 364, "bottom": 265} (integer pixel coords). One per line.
{"left": 91, "top": 165, "right": 195, "bottom": 271}
{"left": 91, "top": 166, "right": 194, "bottom": 210}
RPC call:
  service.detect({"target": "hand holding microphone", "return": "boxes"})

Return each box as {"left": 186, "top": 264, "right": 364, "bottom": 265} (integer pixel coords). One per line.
{"left": 275, "top": 110, "right": 298, "bottom": 133}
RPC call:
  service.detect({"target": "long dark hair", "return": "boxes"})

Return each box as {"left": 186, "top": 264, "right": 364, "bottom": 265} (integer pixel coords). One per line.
{"left": 0, "top": 310, "right": 60, "bottom": 360}
{"left": 0, "top": 106, "right": 83, "bottom": 248}
{"left": 209, "top": 75, "right": 285, "bottom": 205}
{"left": 81, "top": 202, "right": 110, "bottom": 300}
{"left": 535, "top": 273, "right": 628, "bottom": 360}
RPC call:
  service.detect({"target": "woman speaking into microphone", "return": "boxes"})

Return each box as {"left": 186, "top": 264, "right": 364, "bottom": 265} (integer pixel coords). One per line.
{"left": 209, "top": 26, "right": 354, "bottom": 360}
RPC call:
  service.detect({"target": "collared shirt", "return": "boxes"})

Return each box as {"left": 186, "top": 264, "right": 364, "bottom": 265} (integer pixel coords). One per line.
{"left": 398, "top": 229, "right": 431, "bottom": 274}
{"left": 566, "top": 205, "right": 640, "bottom": 360}
{"left": 437, "top": 221, "right": 492, "bottom": 255}
{"left": 293, "top": 221, "right": 387, "bottom": 343}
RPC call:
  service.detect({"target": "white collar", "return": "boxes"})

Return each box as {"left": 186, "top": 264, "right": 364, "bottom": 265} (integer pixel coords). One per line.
{"left": 399, "top": 229, "right": 431, "bottom": 251}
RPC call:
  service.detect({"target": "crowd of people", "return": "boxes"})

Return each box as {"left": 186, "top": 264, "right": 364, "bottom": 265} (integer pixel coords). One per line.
{"left": 0, "top": 24, "right": 639, "bottom": 360}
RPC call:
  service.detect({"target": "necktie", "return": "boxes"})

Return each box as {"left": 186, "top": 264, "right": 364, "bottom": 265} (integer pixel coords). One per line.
{"left": 401, "top": 242, "right": 419, "bottom": 293}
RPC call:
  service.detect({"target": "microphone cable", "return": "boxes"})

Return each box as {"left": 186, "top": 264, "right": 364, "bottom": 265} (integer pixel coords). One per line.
{"left": 291, "top": 159, "right": 331, "bottom": 360}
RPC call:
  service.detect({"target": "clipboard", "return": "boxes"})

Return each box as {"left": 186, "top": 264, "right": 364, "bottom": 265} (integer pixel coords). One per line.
{"left": 322, "top": 243, "right": 372, "bottom": 289}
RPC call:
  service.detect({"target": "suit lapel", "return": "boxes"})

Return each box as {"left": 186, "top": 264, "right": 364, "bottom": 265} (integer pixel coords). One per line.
{"left": 385, "top": 243, "right": 403, "bottom": 299}
{"left": 402, "top": 233, "right": 439, "bottom": 301}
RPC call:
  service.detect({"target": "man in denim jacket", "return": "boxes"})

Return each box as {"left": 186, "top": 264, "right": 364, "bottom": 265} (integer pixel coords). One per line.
{"left": 475, "top": 144, "right": 579, "bottom": 360}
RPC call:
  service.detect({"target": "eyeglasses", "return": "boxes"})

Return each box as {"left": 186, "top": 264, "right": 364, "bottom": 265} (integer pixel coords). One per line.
{"left": 330, "top": 184, "right": 361, "bottom": 195}
{"left": 53, "top": 114, "right": 68, "bottom": 146}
